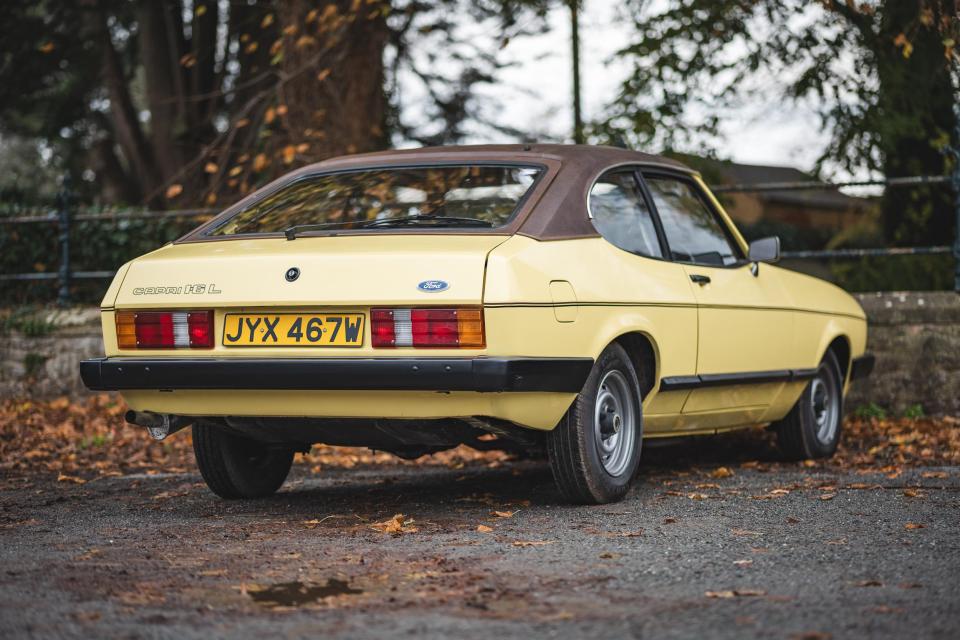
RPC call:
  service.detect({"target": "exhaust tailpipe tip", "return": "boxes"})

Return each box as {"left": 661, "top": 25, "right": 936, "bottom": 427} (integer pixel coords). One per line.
{"left": 125, "top": 410, "right": 192, "bottom": 441}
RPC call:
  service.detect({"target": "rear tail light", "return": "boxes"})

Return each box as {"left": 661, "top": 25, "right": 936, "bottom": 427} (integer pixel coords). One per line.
{"left": 371, "top": 307, "right": 484, "bottom": 348}
{"left": 116, "top": 310, "right": 214, "bottom": 349}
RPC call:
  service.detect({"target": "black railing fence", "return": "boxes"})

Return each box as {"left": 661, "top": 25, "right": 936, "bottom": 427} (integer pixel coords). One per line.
{"left": 1, "top": 171, "right": 959, "bottom": 305}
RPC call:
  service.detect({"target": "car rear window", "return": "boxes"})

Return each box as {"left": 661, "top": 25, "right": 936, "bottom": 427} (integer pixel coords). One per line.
{"left": 205, "top": 164, "right": 543, "bottom": 237}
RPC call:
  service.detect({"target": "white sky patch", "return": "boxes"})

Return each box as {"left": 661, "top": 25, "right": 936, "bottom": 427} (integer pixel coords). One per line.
{"left": 401, "top": 0, "right": 873, "bottom": 186}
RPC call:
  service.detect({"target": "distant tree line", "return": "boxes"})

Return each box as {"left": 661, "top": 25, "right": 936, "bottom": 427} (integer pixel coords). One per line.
{"left": 0, "top": 0, "right": 956, "bottom": 246}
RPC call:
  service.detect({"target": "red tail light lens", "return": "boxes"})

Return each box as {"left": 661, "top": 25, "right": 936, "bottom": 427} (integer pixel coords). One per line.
{"left": 371, "top": 307, "right": 484, "bottom": 348}
{"left": 116, "top": 310, "right": 214, "bottom": 349}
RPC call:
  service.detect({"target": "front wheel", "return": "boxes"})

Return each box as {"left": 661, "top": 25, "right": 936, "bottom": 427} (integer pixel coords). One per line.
{"left": 775, "top": 351, "right": 844, "bottom": 460}
{"left": 547, "top": 343, "right": 644, "bottom": 504}
{"left": 192, "top": 422, "right": 295, "bottom": 499}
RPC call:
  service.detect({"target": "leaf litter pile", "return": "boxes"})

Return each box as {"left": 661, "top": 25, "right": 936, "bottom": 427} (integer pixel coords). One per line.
{"left": 0, "top": 393, "right": 957, "bottom": 480}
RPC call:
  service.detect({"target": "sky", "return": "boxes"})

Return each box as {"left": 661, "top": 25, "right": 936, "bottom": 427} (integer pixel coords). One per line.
{"left": 470, "top": 0, "right": 836, "bottom": 175}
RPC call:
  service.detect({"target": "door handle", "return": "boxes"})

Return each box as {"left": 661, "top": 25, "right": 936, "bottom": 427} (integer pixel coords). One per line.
{"left": 689, "top": 274, "right": 711, "bottom": 285}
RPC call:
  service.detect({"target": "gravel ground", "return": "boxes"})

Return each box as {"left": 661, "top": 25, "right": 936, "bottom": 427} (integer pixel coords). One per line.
{"left": 1, "top": 440, "right": 958, "bottom": 640}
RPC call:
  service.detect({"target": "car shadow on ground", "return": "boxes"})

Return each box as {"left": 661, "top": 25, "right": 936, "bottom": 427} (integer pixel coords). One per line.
{"left": 159, "top": 426, "right": 791, "bottom": 520}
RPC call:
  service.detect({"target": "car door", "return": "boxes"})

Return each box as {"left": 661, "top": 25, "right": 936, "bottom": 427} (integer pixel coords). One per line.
{"left": 588, "top": 168, "right": 699, "bottom": 422}
{"left": 641, "top": 172, "right": 795, "bottom": 417}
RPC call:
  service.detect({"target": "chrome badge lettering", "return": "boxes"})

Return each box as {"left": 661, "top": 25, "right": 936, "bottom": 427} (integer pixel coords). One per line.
{"left": 132, "top": 283, "right": 222, "bottom": 295}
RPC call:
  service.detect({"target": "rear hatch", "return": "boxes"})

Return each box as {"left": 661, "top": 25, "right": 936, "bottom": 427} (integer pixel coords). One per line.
{"left": 112, "top": 235, "right": 507, "bottom": 309}
{"left": 107, "top": 235, "right": 507, "bottom": 356}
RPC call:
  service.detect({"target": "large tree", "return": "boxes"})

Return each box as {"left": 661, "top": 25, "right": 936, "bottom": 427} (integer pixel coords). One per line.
{"left": 0, "top": 0, "right": 550, "bottom": 208}
{"left": 598, "top": 0, "right": 959, "bottom": 246}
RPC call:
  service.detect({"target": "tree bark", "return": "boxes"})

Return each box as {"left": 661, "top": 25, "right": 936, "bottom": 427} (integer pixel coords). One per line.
{"left": 276, "top": 0, "right": 390, "bottom": 161}
{"left": 137, "top": 0, "right": 187, "bottom": 179}
{"left": 95, "top": 3, "right": 159, "bottom": 204}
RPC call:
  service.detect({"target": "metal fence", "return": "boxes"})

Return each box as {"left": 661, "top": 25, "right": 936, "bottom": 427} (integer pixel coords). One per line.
{"left": 1, "top": 172, "right": 958, "bottom": 305}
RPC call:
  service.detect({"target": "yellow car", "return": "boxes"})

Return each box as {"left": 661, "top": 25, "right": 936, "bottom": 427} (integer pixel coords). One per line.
{"left": 81, "top": 145, "right": 873, "bottom": 504}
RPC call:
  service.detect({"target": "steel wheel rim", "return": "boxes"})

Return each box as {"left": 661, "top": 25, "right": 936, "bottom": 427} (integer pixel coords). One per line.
{"left": 593, "top": 369, "right": 636, "bottom": 477}
{"left": 810, "top": 372, "right": 838, "bottom": 445}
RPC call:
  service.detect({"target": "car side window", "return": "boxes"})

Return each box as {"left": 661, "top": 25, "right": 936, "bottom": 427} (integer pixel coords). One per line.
{"left": 644, "top": 176, "right": 741, "bottom": 267}
{"left": 589, "top": 170, "right": 663, "bottom": 259}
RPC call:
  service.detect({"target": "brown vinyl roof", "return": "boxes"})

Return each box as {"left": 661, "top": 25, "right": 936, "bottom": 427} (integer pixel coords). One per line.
{"left": 183, "top": 144, "right": 696, "bottom": 242}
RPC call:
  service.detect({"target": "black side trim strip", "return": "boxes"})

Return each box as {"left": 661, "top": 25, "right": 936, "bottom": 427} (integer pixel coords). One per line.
{"left": 79, "top": 357, "right": 594, "bottom": 393}
{"left": 660, "top": 368, "right": 818, "bottom": 392}
{"left": 850, "top": 354, "right": 875, "bottom": 381}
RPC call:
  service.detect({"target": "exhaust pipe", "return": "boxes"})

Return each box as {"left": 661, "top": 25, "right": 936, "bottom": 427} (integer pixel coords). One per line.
{"left": 125, "top": 410, "right": 193, "bottom": 441}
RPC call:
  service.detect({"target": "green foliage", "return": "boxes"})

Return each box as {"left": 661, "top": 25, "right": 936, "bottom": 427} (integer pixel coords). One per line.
{"left": 902, "top": 404, "right": 926, "bottom": 420}
{"left": 0, "top": 215, "right": 200, "bottom": 305}
{"left": 829, "top": 254, "right": 953, "bottom": 292}
{"left": 1, "top": 308, "right": 57, "bottom": 336}
{"left": 854, "top": 402, "right": 888, "bottom": 420}
{"left": 23, "top": 352, "right": 48, "bottom": 378}
{"left": 601, "top": 0, "right": 959, "bottom": 246}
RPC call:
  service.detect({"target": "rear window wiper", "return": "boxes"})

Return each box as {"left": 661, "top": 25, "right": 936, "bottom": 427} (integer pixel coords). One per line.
{"left": 284, "top": 220, "right": 366, "bottom": 240}
{"left": 360, "top": 215, "right": 493, "bottom": 229}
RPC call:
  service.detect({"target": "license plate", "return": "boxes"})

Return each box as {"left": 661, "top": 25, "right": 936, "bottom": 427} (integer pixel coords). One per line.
{"left": 222, "top": 313, "right": 364, "bottom": 347}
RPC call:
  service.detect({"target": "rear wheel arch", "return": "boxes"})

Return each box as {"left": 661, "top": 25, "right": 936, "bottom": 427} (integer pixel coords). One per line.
{"left": 612, "top": 331, "right": 658, "bottom": 399}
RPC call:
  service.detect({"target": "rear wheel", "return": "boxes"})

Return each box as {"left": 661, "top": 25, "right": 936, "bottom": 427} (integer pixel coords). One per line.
{"left": 775, "top": 351, "right": 844, "bottom": 460}
{"left": 192, "top": 422, "right": 295, "bottom": 499}
{"left": 547, "top": 343, "right": 643, "bottom": 504}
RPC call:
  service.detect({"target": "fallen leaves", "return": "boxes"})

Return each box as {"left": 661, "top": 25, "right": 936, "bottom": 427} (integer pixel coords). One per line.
{"left": 372, "top": 514, "right": 418, "bottom": 536}
{"left": 476, "top": 525, "right": 493, "bottom": 533}
{"left": 57, "top": 472, "right": 86, "bottom": 484}
{"left": 904, "top": 522, "right": 926, "bottom": 530}
{"left": 819, "top": 493, "right": 836, "bottom": 501}
{"left": 511, "top": 540, "right": 553, "bottom": 547}
{"left": 710, "top": 466, "right": 734, "bottom": 479}
{"left": 0, "top": 394, "right": 512, "bottom": 478}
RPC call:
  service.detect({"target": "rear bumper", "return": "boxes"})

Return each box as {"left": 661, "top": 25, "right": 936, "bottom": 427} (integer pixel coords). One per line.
{"left": 80, "top": 357, "right": 593, "bottom": 393}
{"left": 850, "top": 353, "right": 875, "bottom": 381}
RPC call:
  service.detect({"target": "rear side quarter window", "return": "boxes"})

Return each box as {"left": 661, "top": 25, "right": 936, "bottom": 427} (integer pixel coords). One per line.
{"left": 589, "top": 170, "right": 663, "bottom": 259}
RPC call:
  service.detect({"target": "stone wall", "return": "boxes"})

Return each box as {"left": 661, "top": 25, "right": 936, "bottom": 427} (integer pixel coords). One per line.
{"left": 847, "top": 291, "right": 959, "bottom": 416}
{"left": 1, "top": 308, "right": 104, "bottom": 398}
{"left": 2, "top": 293, "right": 958, "bottom": 415}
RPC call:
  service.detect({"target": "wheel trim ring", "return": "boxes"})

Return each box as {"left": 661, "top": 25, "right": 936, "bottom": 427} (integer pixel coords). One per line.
{"left": 593, "top": 369, "right": 636, "bottom": 477}
{"left": 810, "top": 370, "right": 839, "bottom": 445}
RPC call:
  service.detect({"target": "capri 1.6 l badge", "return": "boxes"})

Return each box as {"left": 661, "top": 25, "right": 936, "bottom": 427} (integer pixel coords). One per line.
{"left": 417, "top": 280, "right": 449, "bottom": 292}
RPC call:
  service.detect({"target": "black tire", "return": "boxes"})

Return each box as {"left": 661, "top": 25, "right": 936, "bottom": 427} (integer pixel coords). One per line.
{"left": 192, "top": 421, "right": 294, "bottom": 499}
{"left": 775, "top": 350, "right": 844, "bottom": 460}
{"left": 547, "top": 343, "right": 644, "bottom": 504}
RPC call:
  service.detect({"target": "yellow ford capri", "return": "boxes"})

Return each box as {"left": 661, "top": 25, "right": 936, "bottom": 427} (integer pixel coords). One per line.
{"left": 81, "top": 145, "right": 874, "bottom": 504}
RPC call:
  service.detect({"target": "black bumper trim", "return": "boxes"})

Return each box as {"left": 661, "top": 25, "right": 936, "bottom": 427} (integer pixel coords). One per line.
{"left": 850, "top": 354, "right": 875, "bottom": 381}
{"left": 659, "top": 368, "right": 818, "bottom": 392}
{"left": 80, "top": 357, "right": 594, "bottom": 393}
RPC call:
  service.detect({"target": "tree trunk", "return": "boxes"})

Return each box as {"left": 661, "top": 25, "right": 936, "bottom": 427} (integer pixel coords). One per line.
{"left": 276, "top": 0, "right": 390, "bottom": 162}
{"left": 876, "top": 0, "right": 957, "bottom": 246}
{"left": 95, "top": 3, "right": 159, "bottom": 204}
{"left": 137, "top": 0, "right": 187, "bottom": 180}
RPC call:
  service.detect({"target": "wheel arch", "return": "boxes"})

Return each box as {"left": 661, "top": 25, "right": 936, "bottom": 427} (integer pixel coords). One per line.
{"left": 611, "top": 331, "right": 659, "bottom": 399}
{"left": 823, "top": 334, "right": 852, "bottom": 382}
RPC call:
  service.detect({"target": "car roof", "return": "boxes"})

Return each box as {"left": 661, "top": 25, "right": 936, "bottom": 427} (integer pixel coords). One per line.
{"left": 308, "top": 143, "right": 695, "bottom": 175}
{"left": 305, "top": 144, "right": 697, "bottom": 241}
{"left": 181, "top": 144, "right": 698, "bottom": 243}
